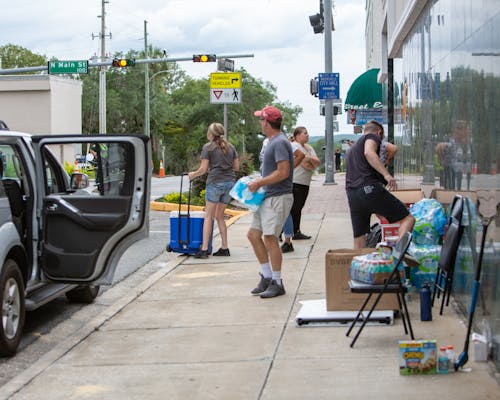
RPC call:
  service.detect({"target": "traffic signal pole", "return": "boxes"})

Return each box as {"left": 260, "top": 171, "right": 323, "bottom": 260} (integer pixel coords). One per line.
{"left": 323, "top": 0, "right": 336, "bottom": 185}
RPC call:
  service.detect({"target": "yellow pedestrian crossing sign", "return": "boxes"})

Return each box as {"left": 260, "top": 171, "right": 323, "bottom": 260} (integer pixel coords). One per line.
{"left": 210, "top": 72, "right": 241, "bottom": 89}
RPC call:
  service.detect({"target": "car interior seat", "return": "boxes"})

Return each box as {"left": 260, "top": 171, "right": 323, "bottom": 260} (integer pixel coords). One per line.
{"left": 2, "top": 178, "right": 26, "bottom": 237}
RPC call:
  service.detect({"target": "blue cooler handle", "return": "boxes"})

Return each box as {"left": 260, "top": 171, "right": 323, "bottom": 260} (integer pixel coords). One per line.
{"left": 179, "top": 173, "right": 192, "bottom": 246}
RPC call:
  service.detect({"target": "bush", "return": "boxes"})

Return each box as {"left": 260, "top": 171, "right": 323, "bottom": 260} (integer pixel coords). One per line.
{"left": 162, "top": 192, "right": 188, "bottom": 204}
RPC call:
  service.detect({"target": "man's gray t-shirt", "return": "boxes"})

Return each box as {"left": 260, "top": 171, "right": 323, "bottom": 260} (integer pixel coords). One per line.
{"left": 261, "top": 133, "right": 293, "bottom": 198}
{"left": 200, "top": 142, "right": 238, "bottom": 184}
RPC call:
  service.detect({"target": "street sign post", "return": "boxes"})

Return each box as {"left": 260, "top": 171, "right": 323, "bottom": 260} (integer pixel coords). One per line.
{"left": 48, "top": 60, "right": 89, "bottom": 74}
{"left": 318, "top": 72, "right": 339, "bottom": 99}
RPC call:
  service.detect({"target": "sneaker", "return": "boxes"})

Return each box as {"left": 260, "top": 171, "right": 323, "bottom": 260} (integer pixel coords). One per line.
{"left": 259, "top": 280, "right": 286, "bottom": 298}
{"left": 194, "top": 249, "right": 209, "bottom": 259}
{"left": 293, "top": 232, "right": 311, "bottom": 240}
{"left": 281, "top": 242, "right": 294, "bottom": 253}
{"left": 251, "top": 274, "right": 272, "bottom": 295}
{"left": 213, "top": 248, "right": 230, "bottom": 256}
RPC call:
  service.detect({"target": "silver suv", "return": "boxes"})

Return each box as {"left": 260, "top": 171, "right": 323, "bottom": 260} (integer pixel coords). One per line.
{"left": 0, "top": 131, "right": 150, "bottom": 356}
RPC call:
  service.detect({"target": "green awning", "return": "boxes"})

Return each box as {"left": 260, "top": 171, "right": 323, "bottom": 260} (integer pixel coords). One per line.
{"left": 344, "top": 68, "right": 382, "bottom": 110}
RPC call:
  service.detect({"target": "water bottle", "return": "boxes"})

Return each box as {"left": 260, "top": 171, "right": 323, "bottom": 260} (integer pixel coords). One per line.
{"left": 404, "top": 279, "right": 412, "bottom": 302}
{"left": 446, "top": 345, "right": 456, "bottom": 372}
{"left": 438, "top": 346, "right": 449, "bottom": 374}
{"left": 420, "top": 283, "right": 432, "bottom": 321}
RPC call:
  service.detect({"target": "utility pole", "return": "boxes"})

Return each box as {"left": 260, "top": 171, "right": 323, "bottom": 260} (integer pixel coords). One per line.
{"left": 323, "top": 0, "right": 336, "bottom": 184}
{"left": 144, "top": 20, "right": 150, "bottom": 137}
{"left": 93, "top": 0, "right": 111, "bottom": 134}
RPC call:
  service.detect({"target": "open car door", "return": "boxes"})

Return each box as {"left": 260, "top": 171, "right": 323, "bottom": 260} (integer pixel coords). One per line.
{"left": 32, "top": 135, "right": 150, "bottom": 285}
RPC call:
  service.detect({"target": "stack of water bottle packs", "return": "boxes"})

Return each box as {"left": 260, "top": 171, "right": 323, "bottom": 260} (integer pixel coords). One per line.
{"left": 408, "top": 199, "right": 447, "bottom": 289}
{"left": 349, "top": 248, "right": 404, "bottom": 285}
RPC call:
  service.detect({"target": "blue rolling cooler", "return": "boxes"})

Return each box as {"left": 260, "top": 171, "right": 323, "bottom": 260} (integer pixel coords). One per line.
{"left": 166, "top": 174, "right": 212, "bottom": 255}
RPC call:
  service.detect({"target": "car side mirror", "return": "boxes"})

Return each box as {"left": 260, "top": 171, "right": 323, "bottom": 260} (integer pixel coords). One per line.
{"left": 70, "top": 173, "right": 89, "bottom": 190}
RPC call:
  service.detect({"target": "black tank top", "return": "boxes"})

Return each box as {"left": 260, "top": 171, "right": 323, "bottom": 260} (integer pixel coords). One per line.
{"left": 345, "top": 133, "right": 384, "bottom": 189}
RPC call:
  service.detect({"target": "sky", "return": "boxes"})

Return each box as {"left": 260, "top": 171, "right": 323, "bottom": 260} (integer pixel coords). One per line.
{"left": 3, "top": 0, "right": 367, "bottom": 136}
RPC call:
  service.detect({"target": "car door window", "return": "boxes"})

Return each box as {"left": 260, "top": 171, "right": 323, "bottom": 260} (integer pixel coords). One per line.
{"left": 0, "top": 144, "right": 28, "bottom": 236}
{"left": 88, "top": 142, "right": 133, "bottom": 196}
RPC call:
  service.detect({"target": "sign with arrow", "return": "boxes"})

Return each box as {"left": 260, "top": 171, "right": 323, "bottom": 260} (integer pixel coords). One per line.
{"left": 210, "top": 72, "right": 241, "bottom": 89}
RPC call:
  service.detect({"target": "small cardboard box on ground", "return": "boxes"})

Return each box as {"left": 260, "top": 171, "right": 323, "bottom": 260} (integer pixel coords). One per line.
{"left": 325, "top": 249, "right": 399, "bottom": 311}
{"left": 399, "top": 340, "right": 438, "bottom": 375}
{"left": 381, "top": 223, "right": 400, "bottom": 243}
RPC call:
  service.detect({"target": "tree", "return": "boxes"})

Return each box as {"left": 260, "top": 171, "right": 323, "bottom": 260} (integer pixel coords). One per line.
{"left": 0, "top": 44, "right": 47, "bottom": 70}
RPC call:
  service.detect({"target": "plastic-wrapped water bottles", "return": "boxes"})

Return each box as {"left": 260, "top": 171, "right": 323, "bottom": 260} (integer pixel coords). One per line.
{"left": 410, "top": 199, "right": 447, "bottom": 245}
{"left": 229, "top": 176, "right": 265, "bottom": 212}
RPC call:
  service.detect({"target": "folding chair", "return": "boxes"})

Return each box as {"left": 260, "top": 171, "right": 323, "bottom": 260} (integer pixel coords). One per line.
{"left": 346, "top": 232, "right": 413, "bottom": 348}
{"left": 431, "top": 195, "right": 465, "bottom": 315}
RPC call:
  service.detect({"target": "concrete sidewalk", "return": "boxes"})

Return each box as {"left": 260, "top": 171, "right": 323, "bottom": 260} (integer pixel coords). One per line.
{"left": 1, "top": 175, "right": 498, "bottom": 399}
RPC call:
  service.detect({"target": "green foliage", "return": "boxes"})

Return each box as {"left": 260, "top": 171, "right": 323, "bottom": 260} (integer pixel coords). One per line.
{"left": 196, "top": 189, "right": 206, "bottom": 206}
{"left": 235, "top": 153, "right": 254, "bottom": 180}
{"left": 64, "top": 161, "right": 74, "bottom": 175}
{"left": 0, "top": 44, "right": 47, "bottom": 70}
{"left": 162, "top": 192, "right": 188, "bottom": 204}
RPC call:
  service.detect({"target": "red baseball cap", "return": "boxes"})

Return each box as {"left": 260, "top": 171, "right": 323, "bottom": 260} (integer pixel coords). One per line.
{"left": 254, "top": 106, "right": 282, "bottom": 122}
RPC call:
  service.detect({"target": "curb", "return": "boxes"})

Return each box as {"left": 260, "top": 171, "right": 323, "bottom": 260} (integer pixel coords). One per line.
{"left": 149, "top": 201, "right": 250, "bottom": 227}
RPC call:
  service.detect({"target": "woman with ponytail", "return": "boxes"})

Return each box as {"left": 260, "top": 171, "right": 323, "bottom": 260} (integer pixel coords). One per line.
{"left": 188, "top": 123, "right": 239, "bottom": 258}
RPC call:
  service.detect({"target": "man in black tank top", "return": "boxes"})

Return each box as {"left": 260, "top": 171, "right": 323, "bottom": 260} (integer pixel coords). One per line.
{"left": 345, "top": 120, "right": 415, "bottom": 249}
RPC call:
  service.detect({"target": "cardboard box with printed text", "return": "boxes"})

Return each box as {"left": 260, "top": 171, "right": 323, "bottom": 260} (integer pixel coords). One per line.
{"left": 325, "top": 249, "right": 399, "bottom": 311}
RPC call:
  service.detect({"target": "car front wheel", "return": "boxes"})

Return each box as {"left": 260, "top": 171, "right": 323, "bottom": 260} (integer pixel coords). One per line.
{"left": 0, "top": 259, "right": 25, "bottom": 357}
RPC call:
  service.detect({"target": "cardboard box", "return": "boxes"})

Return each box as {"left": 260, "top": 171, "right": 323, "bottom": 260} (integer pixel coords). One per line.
{"left": 429, "top": 189, "right": 477, "bottom": 208}
{"left": 399, "top": 340, "right": 438, "bottom": 375}
{"left": 325, "top": 249, "right": 399, "bottom": 311}
{"left": 391, "top": 189, "right": 424, "bottom": 208}
{"left": 381, "top": 223, "right": 400, "bottom": 242}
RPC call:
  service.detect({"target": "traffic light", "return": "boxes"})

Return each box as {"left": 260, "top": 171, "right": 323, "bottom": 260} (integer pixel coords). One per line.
{"left": 193, "top": 54, "right": 216, "bottom": 63}
{"left": 111, "top": 58, "right": 135, "bottom": 67}
{"left": 309, "top": 13, "right": 324, "bottom": 34}
{"left": 310, "top": 77, "right": 319, "bottom": 97}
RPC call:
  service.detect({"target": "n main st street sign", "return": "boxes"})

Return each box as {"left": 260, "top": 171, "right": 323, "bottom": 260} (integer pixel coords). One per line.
{"left": 48, "top": 60, "right": 89, "bottom": 74}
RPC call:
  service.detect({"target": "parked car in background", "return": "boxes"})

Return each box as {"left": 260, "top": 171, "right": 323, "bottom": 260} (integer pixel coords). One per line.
{"left": 0, "top": 131, "right": 151, "bottom": 356}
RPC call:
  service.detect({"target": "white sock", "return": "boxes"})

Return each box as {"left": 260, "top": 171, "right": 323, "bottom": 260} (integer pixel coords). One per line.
{"left": 271, "top": 271, "right": 282, "bottom": 285}
{"left": 261, "top": 263, "right": 272, "bottom": 278}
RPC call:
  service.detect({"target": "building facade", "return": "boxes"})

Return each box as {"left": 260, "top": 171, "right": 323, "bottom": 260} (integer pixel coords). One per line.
{"left": 368, "top": 0, "right": 500, "bottom": 371}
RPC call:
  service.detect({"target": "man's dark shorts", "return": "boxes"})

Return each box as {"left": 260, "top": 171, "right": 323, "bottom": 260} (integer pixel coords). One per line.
{"left": 347, "top": 182, "right": 409, "bottom": 237}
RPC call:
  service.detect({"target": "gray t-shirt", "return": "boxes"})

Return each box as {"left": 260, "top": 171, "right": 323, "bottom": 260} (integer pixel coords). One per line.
{"left": 261, "top": 133, "right": 293, "bottom": 198}
{"left": 200, "top": 142, "right": 238, "bottom": 184}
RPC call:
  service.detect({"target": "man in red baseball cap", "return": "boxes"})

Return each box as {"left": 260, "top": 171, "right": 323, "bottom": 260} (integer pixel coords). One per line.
{"left": 247, "top": 105, "right": 293, "bottom": 298}
{"left": 253, "top": 105, "right": 282, "bottom": 123}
